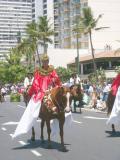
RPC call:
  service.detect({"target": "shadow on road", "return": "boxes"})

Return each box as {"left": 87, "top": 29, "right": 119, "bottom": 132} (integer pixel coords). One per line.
{"left": 12, "top": 139, "right": 70, "bottom": 152}
{"left": 105, "top": 130, "right": 120, "bottom": 137}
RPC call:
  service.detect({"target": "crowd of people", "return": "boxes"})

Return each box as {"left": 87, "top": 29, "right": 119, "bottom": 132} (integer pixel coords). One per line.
{"left": 68, "top": 74, "right": 112, "bottom": 112}
{"left": 0, "top": 68, "right": 113, "bottom": 113}
{"left": 0, "top": 53, "right": 120, "bottom": 139}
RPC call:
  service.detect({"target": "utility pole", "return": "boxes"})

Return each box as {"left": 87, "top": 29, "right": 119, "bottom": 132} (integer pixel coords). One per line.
{"left": 76, "top": 29, "right": 80, "bottom": 76}
{"left": 74, "top": 1, "right": 80, "bottom": 76}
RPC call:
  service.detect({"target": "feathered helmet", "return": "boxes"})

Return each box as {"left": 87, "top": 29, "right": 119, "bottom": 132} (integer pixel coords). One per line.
{"left": 41, "top": 54, "right": 49, "bottom": 62}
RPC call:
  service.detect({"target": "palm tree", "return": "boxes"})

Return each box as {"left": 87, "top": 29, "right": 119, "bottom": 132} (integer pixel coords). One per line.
{"left": 17, "top": 38, "right": 36, "bottom": 70}
{"left": 37, "top": 16, "right": 54, "bottom": 53}
{"left": 73, "top": 18, "right": 84, "bottom": 75}
{"left": 26, "top": 22, "right": 41, "bottom": 66}
{"left": 81, "top": 7, "right": 109, "bottom": 72}
{"left": 25, "top": 17, "right": 54, "bottom": 66}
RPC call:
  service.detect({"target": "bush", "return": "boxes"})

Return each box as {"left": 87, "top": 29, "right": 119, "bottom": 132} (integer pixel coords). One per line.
{"left": 10, "top": 93, "right": 21, "bottom": 102}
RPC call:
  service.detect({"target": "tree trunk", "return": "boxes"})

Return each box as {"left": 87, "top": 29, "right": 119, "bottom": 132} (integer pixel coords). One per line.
{"left": 89, "top": 31, "right": 96, "bottom": 72}
{"left": 36, "top": 44, "right": 41, "bottom": 67}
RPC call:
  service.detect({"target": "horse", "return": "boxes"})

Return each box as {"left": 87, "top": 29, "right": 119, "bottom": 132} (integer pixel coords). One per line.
{"left": 106, "top": 91, "right": 116, "bottom": 132}
{"left": 70, "top": 84, "right": 83, "bottom": 113}
{"left": 28, "top": 86, "right": 77, "bottom": 151}
{"left": 23, "top": 85, "right": 31, "bottom": 107}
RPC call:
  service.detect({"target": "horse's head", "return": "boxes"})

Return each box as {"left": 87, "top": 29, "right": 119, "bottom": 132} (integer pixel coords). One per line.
{"left": 51, "top": 86, "right": 72, "bottom": 113}
{"left": 70, "top": 84, "right": 83, "bottom": 100}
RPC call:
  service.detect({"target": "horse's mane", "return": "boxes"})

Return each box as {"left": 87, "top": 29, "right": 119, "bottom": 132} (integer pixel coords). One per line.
{"left": 50, "top": 86, "right": 69, "bottom": 110}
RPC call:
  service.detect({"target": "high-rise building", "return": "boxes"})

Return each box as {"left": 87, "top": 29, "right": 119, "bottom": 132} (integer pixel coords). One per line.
{"left": 42, "top": 0, "right": 88, "bottom": 49}
{"left": 32, "top": 0, "right": 43, "bottom": 22}
{"left": 42, "top": 0, "right": 120, "bottom": 50}
{"left": 88, "top": 0, "right": 120, "bottom": 50}
{"left": 0, "top": 0, "right": 32, "bottom": 60}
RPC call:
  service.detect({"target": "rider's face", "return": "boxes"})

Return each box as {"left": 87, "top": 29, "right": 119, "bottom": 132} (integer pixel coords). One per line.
{"left": 42, "top": 60, "right": 49, "bottom": 69}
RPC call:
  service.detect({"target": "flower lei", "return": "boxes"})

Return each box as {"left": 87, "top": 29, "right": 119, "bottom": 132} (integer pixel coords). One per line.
{"left": 39, "top": 65, "right": 54, "bottom": 76}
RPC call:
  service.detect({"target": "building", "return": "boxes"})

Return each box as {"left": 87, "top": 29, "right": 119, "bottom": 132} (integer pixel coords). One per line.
{"left": 32, "top": 0, "right": 43, "bottom": 22}
{"left": 1, "top": 0, "right": 120, "bottom": 64}
{"left": 41, "top": 0, "right": 120, "bottom": 51}
{"left": 88, "top": 0, "right": 120, "bottom": 50}
{"left": 67, "top": 50, "right": 120, "bottom": 78}
{"left": 0, "top": 0, "right": 32, "bottom": 60}
{"left": 41, "top": 0, "right": 88, "bottom": 49}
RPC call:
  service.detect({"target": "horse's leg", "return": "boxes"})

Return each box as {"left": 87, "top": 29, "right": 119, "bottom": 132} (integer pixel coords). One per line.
{"left": 73, "top": 99, "right": 77, "bottom": 112}
{"left": 112, "top": 124, "right": 116, "bottom": 133}
{"left": 40, "top": 119, "right": 45, "bottom": 143}
{"left": 59, "top": 115, "right": 67, "bottom": 151}
{"left": 31, "top": 127, "right": 35, "bottom": 141}
{"left": 46, "top": 120, "right": 52, "bottom": 148}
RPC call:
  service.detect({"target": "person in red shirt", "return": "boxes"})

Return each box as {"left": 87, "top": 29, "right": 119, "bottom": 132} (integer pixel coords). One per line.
{"left": 28, "top": 54, "right": 61, "bottom": 102}
{"left": 13, "top": 54, "right": 62, "bottom": 138}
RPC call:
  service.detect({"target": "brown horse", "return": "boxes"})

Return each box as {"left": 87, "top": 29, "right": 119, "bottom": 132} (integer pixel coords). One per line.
{"left": 70, "top": 84, "right": 83, "bottom": 113}
{"left": 30, "top": 86, "right": 76, "bottom": 151}
{"left": 106, "top": 91, "right": 116, "bottom": 132}
{"left": 23, "top": 85, "right": 31, "bottom": 107}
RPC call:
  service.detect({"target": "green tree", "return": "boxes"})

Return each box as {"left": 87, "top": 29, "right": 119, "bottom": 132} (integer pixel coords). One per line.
{"left": 81, "top": 7, "right": 108, "bottom": 72}
{"left": 56, "top": 67, "right": 74, "bottom": 82}
{"left": 88, "top": 68, "right": 106, "bottom": 84}
{"left": 25, "top": 16, "right": 54, "bottom": 66}
{"left": 17, "top": 38, "right": 36, "bottom": 71}
{"left": 37, "top": 16, "right": 54, "bottom": 53}
{"left": 73, "top": 17, "right": 84, "bottom": 76}
{"left": 2, "top": 48, "right": 26, "bottom": 84}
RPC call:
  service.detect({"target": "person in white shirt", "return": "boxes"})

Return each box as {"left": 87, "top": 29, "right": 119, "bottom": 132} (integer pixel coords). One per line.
{"left": 75, "top": 74, "right": 80, "bottom": 84}
{"left": 24, "top": 72, "right": 34, "bottom": 89}
{"left": 69, "top": 74, "right": 75, "bottom": 86}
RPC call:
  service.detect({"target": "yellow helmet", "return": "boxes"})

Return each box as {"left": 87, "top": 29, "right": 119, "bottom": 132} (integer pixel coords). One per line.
{"left": 41, "top": 54, "right": 49, "bottom": 62}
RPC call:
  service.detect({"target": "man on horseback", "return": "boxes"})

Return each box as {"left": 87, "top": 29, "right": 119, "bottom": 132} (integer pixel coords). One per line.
{"left": 28, "top": 53, "right": 62, "bottom": 114}
{"left": 13, "top": 54, "right": 62, "bottom": 138}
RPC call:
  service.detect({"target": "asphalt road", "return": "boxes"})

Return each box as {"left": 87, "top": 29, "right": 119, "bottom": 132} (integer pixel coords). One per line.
{"left": 0, "top": 97, "right": 120, "bottom": 160}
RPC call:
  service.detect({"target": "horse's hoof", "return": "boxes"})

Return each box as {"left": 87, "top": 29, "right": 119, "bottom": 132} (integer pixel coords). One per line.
{"left": 31, "top": 136, "right": 35, "bottom": 141}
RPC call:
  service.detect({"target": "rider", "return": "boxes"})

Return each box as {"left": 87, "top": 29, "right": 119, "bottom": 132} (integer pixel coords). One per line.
{"left": 13, "top": 53, "right": 62, "bottom": 138}
{"left": 28, "top": 53, "right": 62, "bottom": 113}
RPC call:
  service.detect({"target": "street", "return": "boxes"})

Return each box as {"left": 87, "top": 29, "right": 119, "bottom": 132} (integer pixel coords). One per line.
{"left": 0, "top": 97, "right": 120, "bottom": 160}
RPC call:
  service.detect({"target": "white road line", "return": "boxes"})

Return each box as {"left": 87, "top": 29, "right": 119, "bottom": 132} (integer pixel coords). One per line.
{"left": 17, "top": 105, "right": 26, "bottom": 109}
{"left": 84, "top": 116, "right": 108, "bottom": 120}
{"left": 31, "top": 150, "right": 42, "bottom": 157}
{"left": 1, "top": 127, "right": 7, "bottom": 131}
{"left": 19, "top": 141, "right": 28, "bottom": 145}
{"left": 72, "top": 120, "right": 82, "bottom": 124}
{"left": 2, "top": 121, "right": 18, "bottom": 125}
{"left": 9, "top": 134, "right": 13, "bottom": 138}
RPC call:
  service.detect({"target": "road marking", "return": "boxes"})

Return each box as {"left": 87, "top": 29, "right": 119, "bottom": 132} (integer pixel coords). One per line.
{"left": 84, "top": 116, "right": 108, "bottom": 120}
{"left": 72, "top": 120, "right": 82, "bottom": 124}
{"left": 1, "top": 127, "right": 7, "bottom": 131}
{"left": 17, "top": 105, "right": 26, "bottom": 109}
{"left": 31, "top": 150, "right": 42, "bottom": 157}
{"left": 2, "top": 121, "right": 18, "bottom": 125}
{"left": 9, "top": 134, "right": 13, "bottom": 138}
{"left": 19, "top": 141, "right": 28, "bottom": 145}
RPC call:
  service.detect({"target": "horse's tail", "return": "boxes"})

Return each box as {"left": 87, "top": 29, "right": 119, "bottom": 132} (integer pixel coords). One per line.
{"left": 106, "top": 91, "right": 115, "bottom": 116}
